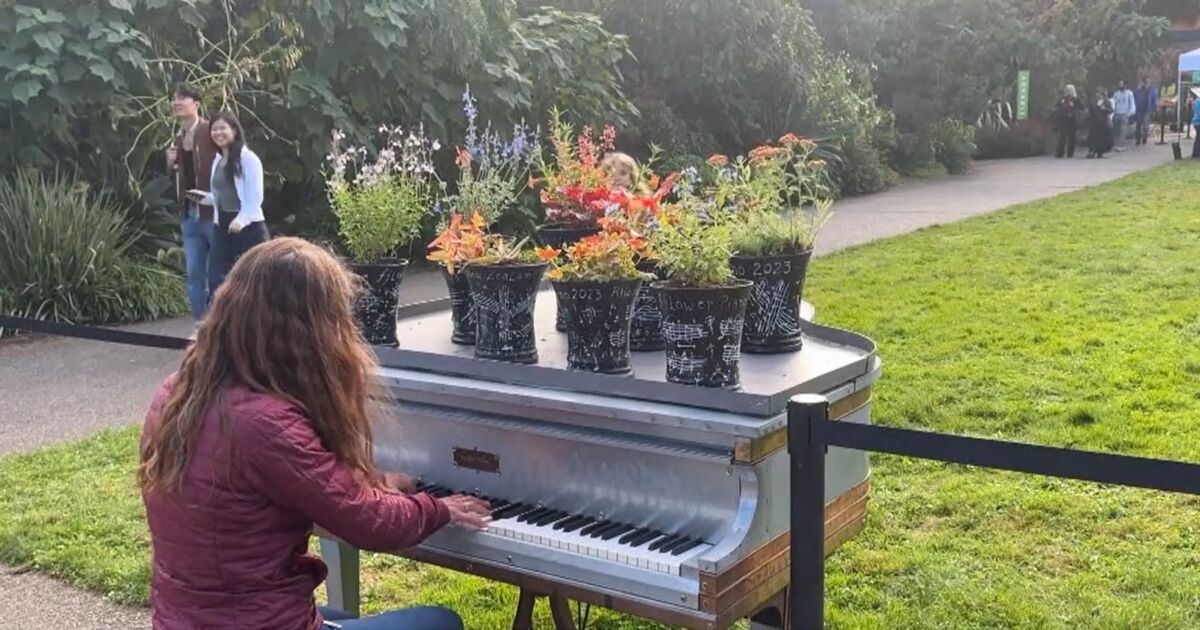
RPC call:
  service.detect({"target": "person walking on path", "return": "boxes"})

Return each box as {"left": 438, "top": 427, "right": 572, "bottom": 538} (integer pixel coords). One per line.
{"left": 1112, "top": 80, "right": 1136, "bottom": 152}
{"left": 188, "top": 112, "right": 270, "bottom": 297}
{"left": 1087, "top": 87, "right": 1115, "bottom": 159}
{"left": 165, "top": 84, "right": 218, "bottom": 323}
{"left": 1055, "top": 84, "right": 1086, "bottom": 158}
{"left": 1133, "top": 78, "right": 1157, "bottom": 146}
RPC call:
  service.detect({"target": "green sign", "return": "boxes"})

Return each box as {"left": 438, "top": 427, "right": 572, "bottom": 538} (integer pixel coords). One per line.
{"left": 1192, "top": 71, "right": 1200, "bottom": 83}
{"left": 1016, "top": 70, "right": 1030, "bottom": 120}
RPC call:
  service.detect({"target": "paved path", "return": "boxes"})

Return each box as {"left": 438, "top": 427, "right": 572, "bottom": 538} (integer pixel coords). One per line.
{"left": 0, "top": 145, "right": 1175, "bottom": 628}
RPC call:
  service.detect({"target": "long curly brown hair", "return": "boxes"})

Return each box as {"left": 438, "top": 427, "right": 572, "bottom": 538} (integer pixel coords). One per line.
{"left": 139, "top": 237, "right": 380, "bottom": 494}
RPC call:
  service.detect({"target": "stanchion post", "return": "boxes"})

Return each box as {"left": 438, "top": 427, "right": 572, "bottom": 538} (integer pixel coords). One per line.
{"left": 788, "top": 394, "right": 828, "bottom": 630}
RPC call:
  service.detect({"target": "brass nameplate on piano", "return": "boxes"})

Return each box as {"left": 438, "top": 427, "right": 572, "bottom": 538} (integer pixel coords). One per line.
{"left": 452, "top": 447, "right": 501, "bottom": 474}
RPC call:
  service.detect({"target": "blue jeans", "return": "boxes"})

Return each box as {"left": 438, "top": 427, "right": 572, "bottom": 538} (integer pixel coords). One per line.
{"left": 318, "top": 606, "right": 463, "bottom": 630}
{"left": 181, "top": 206, "right": 215, "bottom": 320}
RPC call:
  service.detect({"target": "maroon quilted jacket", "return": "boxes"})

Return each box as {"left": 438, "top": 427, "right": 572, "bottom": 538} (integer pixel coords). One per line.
{"left": 141, "top": 377, "right": 451, "bottom": 630}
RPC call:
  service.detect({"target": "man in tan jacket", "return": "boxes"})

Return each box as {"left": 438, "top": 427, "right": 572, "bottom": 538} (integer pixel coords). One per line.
{"left": 165, "top": 84, "right": 218, "bottom": 322}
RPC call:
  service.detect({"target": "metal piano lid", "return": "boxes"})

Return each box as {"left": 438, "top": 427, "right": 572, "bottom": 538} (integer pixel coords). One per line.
{"left": 375, "top": 290, "right": 877, "bottom": 418}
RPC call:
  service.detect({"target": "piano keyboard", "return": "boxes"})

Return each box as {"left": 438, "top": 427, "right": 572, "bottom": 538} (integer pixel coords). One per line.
{"left": 416, "top": 482, "right": 713, "bottom": 575}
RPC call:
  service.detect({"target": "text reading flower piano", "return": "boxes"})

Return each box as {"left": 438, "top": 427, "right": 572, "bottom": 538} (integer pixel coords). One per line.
{"left": 318, "top": 294, "right": 879, "bottom": 629}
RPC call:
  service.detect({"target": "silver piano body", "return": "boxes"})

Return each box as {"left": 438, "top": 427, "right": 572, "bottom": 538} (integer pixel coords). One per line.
{"left": 321, "top": 294, "right": 879, "bottom": 629}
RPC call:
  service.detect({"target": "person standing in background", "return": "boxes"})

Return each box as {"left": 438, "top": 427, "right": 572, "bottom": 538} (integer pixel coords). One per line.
{"left": 1087, "top": 87, "right": 1115, "bottom": 159}
{"left": 1055, "top": 85, "right": 1086, "bottom": 159}
{"left": 165, "top": 84, "right": 218, "bottom": 324}
{"left": 1111, "top": 80, "right": 1136, "bottom": 152}
{"left": 1191, "top": 96, "right": 1200, "bottom": 158}
{"left": 1133, "top": 78, "right": 1154, "bottom": 146}
{"left": 188, "top": 112, "right": 269, "bottom": 296}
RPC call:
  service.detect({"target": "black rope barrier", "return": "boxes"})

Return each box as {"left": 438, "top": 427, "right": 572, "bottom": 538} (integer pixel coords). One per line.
{"left": 787, "top": 395, "right": 1200, "bottom": 630}
{"left": 0, "top": 315, "right": 190, "bottom": 350}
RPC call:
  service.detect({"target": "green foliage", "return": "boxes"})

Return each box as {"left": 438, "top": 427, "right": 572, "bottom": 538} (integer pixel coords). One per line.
{"left": 651, "top": 207, "right": 735, "bottom": 287}
{"left": 932, "top": 118, "right": 977, "bottom": 175}
{"left": 731, "top": 205, "right": 832, "bottom": 257}
{"left": 976, "top": 119, "right": 1052, "bottom": 159}
{"left": 0, "top": 171, "right": 186, "bottom": 333}
{"left": 832, "top": 135, "right": 900, "bottom": 197}
{"left": 545, "top": 231, "right": 651, "bottom": 282}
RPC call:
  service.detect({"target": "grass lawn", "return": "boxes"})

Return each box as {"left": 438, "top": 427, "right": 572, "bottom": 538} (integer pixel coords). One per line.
{"left": 4, "top": 163, "right": 1200, "bottom": 628}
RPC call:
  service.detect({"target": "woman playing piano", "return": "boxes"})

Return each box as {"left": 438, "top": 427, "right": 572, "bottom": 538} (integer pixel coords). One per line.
{"left": 138, "top": 237, "right": 490, "bottom": 629}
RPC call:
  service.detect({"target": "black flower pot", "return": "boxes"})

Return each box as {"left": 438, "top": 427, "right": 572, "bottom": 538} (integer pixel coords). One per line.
{"left": 464, "top": 262, "right": 548, "bottom": 364}
{"left": 537, "top": 223, "right": 602, "bottom": 332}
{"left": 441, "top": 268, "right": 476, "bottom": 345}
{"left": 350, "top": 259, "right": 408, "bottom": 347}
{"left": 629, "top": 260, "right": 665, "bottom": 352}
{"left": 655, "top": 280, "right": 753, "bottom": 389}
{"left": 553, "top": 278, "right": 643, "bottom": 374}
{"left": 731, "top": 249, "right": 812, "bottom": 354}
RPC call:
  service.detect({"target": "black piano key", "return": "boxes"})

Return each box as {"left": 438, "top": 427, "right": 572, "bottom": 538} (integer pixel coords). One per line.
{"left": 553, "top": 515, "right": 586, "bottom": 531}
{"left": 533, "top": 510, "right": 568, "bottom": 526}
{"left": 618, "top": 527, "right": 652, "bottom": 545}
{"left": 670, "top": 539, "right": 704, "bottom": 556}
{"left": 599, "top": 524, "right": 635, "bottom": 541}
{"left": 628, "top": 530, "right": 664, "bottom": 548}
{"left": 493, "top": 504, "right": 533, "bottom": 520}
{"left": 579, "top": 520, "right": 610, "bottom": 536}
{"left": 487, "top": 500, "right": 512, "bottom": 513}
{"left": 587, "top": 522, "right": 623, "bottom": 539}
{"left": 660, "top": 536, "right": 694, "bottom": 554}
{"left": 518, "top": 507, "right": 550, "bottom": 523}
{"left": 649, "top": 534, "right": 682, "bottom": 552}
{"left": 560, "top": 517, "right": 594, "bottom": 533}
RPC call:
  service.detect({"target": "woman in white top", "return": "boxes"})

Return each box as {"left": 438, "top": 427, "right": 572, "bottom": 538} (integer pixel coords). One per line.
{"left": 188, "top": 111, "right": 269, "bottom": 294}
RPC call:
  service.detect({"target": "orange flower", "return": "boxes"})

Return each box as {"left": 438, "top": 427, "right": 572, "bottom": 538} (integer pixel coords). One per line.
{"left": 628, "top": 237, "right": 646, "bottom": 251}
{"left": 455, "top": 147, "right": 472, "bottom": 169}
{"left": 749, "top": 145, "right": 785, "bottom": 163}
{"left": 706, "top": 154, "right": 729, "bottom": 168}
{"left": 647, "top": 174, "right": 660, "bottom": 190}
{"left": 469, "top": 210, "right": 487, "bottom": 230}
{"left": 535, "top": 245, "right": 559, "bottom": 262}
{"left": 779, "top": 133, "right": 803, "bottom": 145}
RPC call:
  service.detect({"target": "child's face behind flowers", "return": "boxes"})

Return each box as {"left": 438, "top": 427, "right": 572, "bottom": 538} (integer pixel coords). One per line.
{"left": 601, "top": 154, "right": 637, "bottom": 190}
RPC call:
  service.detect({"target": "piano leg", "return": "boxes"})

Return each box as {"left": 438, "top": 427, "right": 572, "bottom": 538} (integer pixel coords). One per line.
{"left": 319, "top": 537, "right": 361, "bottom": 617}
{"left": 511, "top": 588, "right": 577, "bottom": 630}
{"left": 748, "top": 587, "right": 788, "bottom": 629}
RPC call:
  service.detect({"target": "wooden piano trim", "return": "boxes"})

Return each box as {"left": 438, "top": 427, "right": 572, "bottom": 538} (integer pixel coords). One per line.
{"left": 733, "top": 387, "right": 872, "bottom": 464}
{"left": 698, "top": 478, "right": 870, "bottom": 616}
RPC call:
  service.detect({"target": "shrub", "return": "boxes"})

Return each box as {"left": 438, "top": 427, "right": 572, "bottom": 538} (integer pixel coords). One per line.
{"left": 932, "top": 118, "right": 977, "bottom": 175}
{"left": 833, "top": 136, "right": 899, "bottom": 197}
{"left": 0, "top": 171, "right": 185, "bottom": 336}
{"left": 976, "top": 119, "right": 1052, "bottom": 159}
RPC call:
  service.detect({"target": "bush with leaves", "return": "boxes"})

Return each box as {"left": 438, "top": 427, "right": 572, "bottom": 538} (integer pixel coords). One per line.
{"left": 932, "top": 118, "right": 976, "bottom": 175}
{"left": 976, "top": 119, "right": 1051, "bottom": 159}
{"left": 0, "top": 171, "right": 185, "bottom": 335}
{"left": 833, "top": 135, "right": 900, "bottom": 197}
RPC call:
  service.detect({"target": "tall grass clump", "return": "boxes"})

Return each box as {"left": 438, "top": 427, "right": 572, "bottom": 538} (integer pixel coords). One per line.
{"left": 0, "top": 171, "right": 186, "bottom": 336}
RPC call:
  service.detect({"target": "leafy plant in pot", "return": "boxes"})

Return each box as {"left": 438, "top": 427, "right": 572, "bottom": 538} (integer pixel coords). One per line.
{"left": 431, "top": 97, "right": 539, "bottom": 345}
{"left": 542, "top": 225, "right": 653, "bottom": 374}
{"left": 464, "top": 234, "right": 547, "bottom": 364}
{"left": 712, "top": 135, "right": 834, "bottom": 354}
{"left": 650, "top": 196, "right": 752, "bottom": 389}
{"left": 530, "top": 109, "right": 619, "bottom": 331}
{"left": 607, "top": 173, "right": 679, "bottom": 352}
{"left": 327, "top": 125, "right": 438, "bottom": 346}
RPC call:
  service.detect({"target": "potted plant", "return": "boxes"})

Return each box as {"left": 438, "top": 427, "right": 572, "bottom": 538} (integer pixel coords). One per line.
{"left": 430, "top": 90, "right": 539, "bottom": 345}
{"left": 543, "top": 225, "right": 653, "bottom": 374}
{"left": 530, "top": 109, "right": 619, "bottom": 331}
{"left": 608, "top": 173, "right": 679, "bottom": 352}
{"left": 464, "top": 233, "right": 548, "bottom": 364}
{"left": 650, "top": 193, "right": 753, "bottom": 389}
{"left": 714, "top": 135, "right": 833, "bottom": 354}
{"left": 427, "top": 210, "right": 489, "bottom": 345}
{"left": 326, "top": 125, "right": 439, "bottom": 346}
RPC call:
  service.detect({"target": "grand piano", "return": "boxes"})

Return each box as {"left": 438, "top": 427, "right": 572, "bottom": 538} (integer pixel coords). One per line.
{"left": 319, "top": 291, "right": 880, "bottom": 629}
